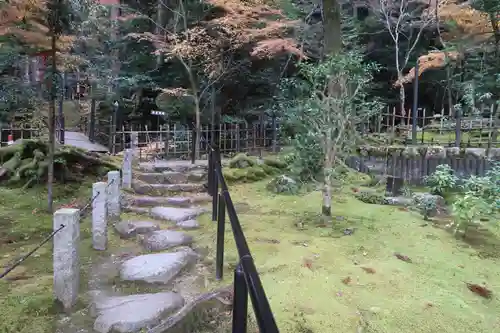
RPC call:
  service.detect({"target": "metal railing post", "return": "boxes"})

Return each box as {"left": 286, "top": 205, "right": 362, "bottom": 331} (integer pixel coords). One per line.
{"left": 212, "top": 152, "right": 219, "bottom": 222}
{"left": 208, "top": 150, "right": 214, "bottom": 196}
{"left": 191, "top": 126, "right": 196, "bottom": 164}
{"left": 216, "top": 193, "right": 226, "bottom": 280}
{"left": 232, "top": 263, "right": 248, "bottom": 333}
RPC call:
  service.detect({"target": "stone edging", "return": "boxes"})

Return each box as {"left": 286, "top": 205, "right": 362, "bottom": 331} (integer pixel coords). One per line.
{"left": 357, "top": 145, "right": 500, "bottom": 159}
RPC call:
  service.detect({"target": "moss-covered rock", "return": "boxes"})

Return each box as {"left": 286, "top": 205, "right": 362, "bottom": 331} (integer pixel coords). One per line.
{"left": 355, "top": 189, "right": 386, "bottom": 205}
{"left": 267, "top": 175, "right": 299, "bottom": 194}
{"left": 228, "top": 153, "right": 256, "bottom": 168}
{"left": 223, "top": 153, "right": 289, "bottom": 183}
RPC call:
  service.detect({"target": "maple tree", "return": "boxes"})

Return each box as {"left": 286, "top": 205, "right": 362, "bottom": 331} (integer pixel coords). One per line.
{"left": 125, "top": 0, "right": 303, "bottom": 157}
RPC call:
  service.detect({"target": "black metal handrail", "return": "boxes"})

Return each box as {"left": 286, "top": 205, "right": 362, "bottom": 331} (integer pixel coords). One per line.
{"left": 207, "top": 145, "right": 279, "bottom": 333}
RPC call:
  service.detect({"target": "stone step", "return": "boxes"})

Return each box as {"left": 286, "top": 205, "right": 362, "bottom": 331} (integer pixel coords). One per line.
{"left": 114, "top": 220, "right": 160, "bottom": 239}
{"left": 139, "top": 230, "right": 193, "bottom": 251}
{"left": 132, "top": 182, "right": 205, "bottom": 196}
{"left": 119, "top": 248, "right": 198, "bottom": 284}
{"left": 139, "top": 160, "right": 208, "bottom": 173}
{"left": 150, "top": 206, "right": 207, "bottom": 223}
{"left": 123, "top": 193, "right": 211, "bottom": 208}
{"left": 135, "top": 171, "right": 207, "bottom": 185}
{"left": 91, "top": 292, "right": 185, "bottom": 333}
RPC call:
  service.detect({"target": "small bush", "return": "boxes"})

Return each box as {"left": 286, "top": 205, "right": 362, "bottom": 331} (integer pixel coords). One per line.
{"left": 263, "top": 157, "right": 287, "bottom": 169}
{"left": 267, "top": 175, "right": 299, "bottom": 194}
{"left": 356, "top": 190, "right": 385, "bottom": 205}
{"left": 424, "top": 164, "right": 458, "bottom": 195}
{"left": 228, "top": 153, "right": 256, "bottom": 168}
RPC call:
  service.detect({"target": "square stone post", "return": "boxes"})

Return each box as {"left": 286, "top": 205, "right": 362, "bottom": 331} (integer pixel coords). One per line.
{"left": 92, "top": 182, "right": 108, "bottom": 250}
{"left": 106, "top": 171, "right": 121, "bottom": 222}
{"left": 53, "top": 208, "right": 80, "bottom": 311}
{"left": 122, "top": 149, "right": 133, "bottom": 189}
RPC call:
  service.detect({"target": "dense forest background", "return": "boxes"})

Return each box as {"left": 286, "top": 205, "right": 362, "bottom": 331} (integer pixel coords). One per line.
{"left": 1, "top": 0, "right": 500, "bottom": 132}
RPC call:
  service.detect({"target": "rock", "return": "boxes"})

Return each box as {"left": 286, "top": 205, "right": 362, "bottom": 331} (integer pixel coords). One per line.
{"left": 133, "top": 183, "right": 204, "bottom": 195}
{"left": 114, "top": 221, "right": 160, "bottom": 239}
{"left": 187, "top": 170, "right": 207, "bottom": 182}
{"left": 383, "top": 197, "right": 413, "bottom": 206}
{"left": 412, "top": 192, "right": 447, "bottom": 215}
{"left": 140, "top": 230, "right": 193, "bottom": 251}
{"left": 162, "top": 171, "right": 188, "bottom": 184}
{"left": 151, "top": 206, "right": 206, "bottom": 223}
{"left": 120, "top": 250, "right": 197, "bottom": 284}
{"left": 465, "top": 148, "right": 486, "bottom": 158}
{"left": 176, "top": 219, "right": 200, "bottom": 230}
{"left": 123, "top": 206, "right": 151, "bottom": 214}
{"left": 266, "top": 175, "right": 298, "bottom": 194}
{"left": 92, "top": 292, "right": 184, "bottom": 333}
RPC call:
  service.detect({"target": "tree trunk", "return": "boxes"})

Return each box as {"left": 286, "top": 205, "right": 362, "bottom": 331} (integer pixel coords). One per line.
{"left": 398, "top": 83, "right": 406, "bottom": 126}
{"left": 47, "top": 33, "right": 57, "bottom": 212}
{"left": 321, "top": 0, "right": 342, "bottom": 220}
{"left": 155, "top": 0, "right": 166, "bottom": 68}
{"left": 322, "top": 143, "right": 333, "bottom": 221}
{"left": 322, "top": 0, "right": 342, "bottom": 56}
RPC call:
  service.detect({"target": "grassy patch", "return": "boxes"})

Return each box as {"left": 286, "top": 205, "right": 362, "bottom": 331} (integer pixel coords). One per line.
{"left": 189, "top": 181, "right": 500, "bottom": 333}
{"left": 0, "top": 180, "right": 127, "bottom": 333}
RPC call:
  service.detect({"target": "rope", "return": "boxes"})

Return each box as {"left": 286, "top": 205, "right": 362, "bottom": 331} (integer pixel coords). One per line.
{"left": 0, "top": 224, "right": 65, "bottom": 279}
{"left": 1, "top": 177, "right": 118, "bottom": 279}
{"left": 79, "top": 178, "right": 115, "bottom": 218}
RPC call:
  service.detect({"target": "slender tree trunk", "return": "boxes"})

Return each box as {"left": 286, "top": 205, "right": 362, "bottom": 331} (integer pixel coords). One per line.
{"left": 322, "top": 138, "right": 333, "bottom": 220}
{"left": 398, "top": 84, "right": 406, "bottom": 129}
{"left": 321, "top": 0, "right": 342, "bottom": 220}
{"left": 47, "top": 33, "right": 57, "bottom": 212}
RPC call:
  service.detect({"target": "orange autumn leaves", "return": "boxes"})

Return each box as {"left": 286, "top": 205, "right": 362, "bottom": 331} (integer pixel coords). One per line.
{"left": 0, "top": 0, "right": 73, "bottom": 51}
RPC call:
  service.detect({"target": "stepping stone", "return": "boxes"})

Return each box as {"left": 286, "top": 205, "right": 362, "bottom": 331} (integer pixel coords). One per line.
{"left": 140, "top": 230, "right": 193, "bottom": 251}
{"left": 123, "top": 206, "right": 151, "bottom": 214}
{"left": 151, "top": 206, "right": 206, "bottom": 223}
{"left": 186, "top": 170, "right": 207, "bottom": 182}
{"left": 123, "top": 195, "right": 173, "bottom": 208}
{"left": 132, "top": 182, "right": 204, "bottom": 195}
{"left": 166, "top": 194, "right": 212, "bottom": 207}
{"left": 123, "top": 194, "right": 211, "bottom": 208}
{"left": 114, "top": 220, "right": 160, "bottom": 239}
{"left": 176, "top": 219, "right": 200, "bottom": 230}
{"left": 135, "top": 171, "right": 188, "bottom": 184}
{"left": 138, "top": 161, "right": 207, "bottom": 173}
{"left": 120, "top": 249, "right": 197, "bottom": 284}
{"left": 91, "top": 292, "right": 184, "bottom": 333}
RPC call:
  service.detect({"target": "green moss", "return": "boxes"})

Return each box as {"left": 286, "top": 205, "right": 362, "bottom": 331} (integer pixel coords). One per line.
{"left": 228, "top": 153, "right": 256, "bottom": 168}
{"left": 188, "top": 181, "right": 500, "bottom": 333}
{"left": 263, "top": 157, "right": 287, "bottom": 169}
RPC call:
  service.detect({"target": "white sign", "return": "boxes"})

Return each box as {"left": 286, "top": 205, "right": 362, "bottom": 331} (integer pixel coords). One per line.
{"left": 151, "top": 110, "right": 165, "bottom": 116}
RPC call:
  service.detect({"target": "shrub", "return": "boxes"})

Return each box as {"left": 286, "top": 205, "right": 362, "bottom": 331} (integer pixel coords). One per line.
{"left": 267, "top": 175, "right": 299, "bottom": 194}
{"left": 228, "top": 153, "right": 256, "bottom": 168}
{"left": 356, "top": 190, "right": 385, "bottom": 205}
{"left": 424, "top": 164, "right": 458, "bottom": 195}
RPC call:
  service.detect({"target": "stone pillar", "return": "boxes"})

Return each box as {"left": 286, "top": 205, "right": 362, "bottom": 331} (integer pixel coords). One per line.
{"left": 106, "top": 171, "right": 121, "bottom": 222}
{"left": 92, "top": 182, "right": 107, "bottom": 250}
{"left": 130, "top": 131, "right": 138, "bottom": 156}
{"left": 53, "top": 208, "right": 80, "bottom": 311}
{"left": 122, "top": 149, "right": 133, "bottom": 189}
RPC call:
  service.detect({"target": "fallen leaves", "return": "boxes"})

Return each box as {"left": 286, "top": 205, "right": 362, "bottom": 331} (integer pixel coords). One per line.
{"left": 342, "top": 276, "right": 352, "bottom": 285}
{"left": 361, "top": 267, "right": 376, "bottom": 274}
{"left": 394, "top": 252, "right": 412, "bottom": 263}
{"left": 466, "top": 283, "right": 492, "bottom": 299}
{"left": 302, "top": 258, "right": 313, "bottom": 270}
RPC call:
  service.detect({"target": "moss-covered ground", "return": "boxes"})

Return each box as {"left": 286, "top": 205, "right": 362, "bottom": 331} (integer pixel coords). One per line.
{"left": 2, "top": 169, "right": 500, "bottom": 333}
{"left": 190, "top": 181, "right": 500, "bottom": 333}
{"left": 0, "top": 181, "right": 132, "bottom": 333}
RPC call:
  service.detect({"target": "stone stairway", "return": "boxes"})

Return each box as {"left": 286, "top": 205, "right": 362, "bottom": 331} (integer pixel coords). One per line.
{"left": 58, "top": 160, "right": 232, "bottom": 333}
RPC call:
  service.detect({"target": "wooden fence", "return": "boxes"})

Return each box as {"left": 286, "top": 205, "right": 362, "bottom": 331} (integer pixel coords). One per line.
{"left": 113, "top": 123, "right": 280, "bottom": 161}
{"left": 346, "top": 153, "right": 500, "bottom": 185}
{"left": 366, "top": 105, "right": 500, "bottom": 147}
